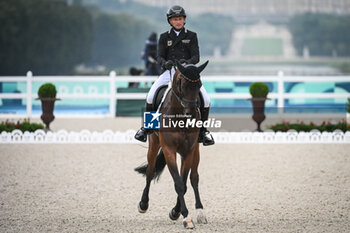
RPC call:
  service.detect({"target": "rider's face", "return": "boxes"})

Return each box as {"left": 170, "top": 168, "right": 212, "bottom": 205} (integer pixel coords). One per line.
{"left": 169, "top": 16, "right": 185, "bottom": 30}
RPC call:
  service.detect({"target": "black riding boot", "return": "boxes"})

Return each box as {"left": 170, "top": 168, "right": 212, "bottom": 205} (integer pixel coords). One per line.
{"left": 134, "top": 103, "right": 154, "bottom": 142}
{"left": 198, "top": 107, "right": 215, "bottom": 146}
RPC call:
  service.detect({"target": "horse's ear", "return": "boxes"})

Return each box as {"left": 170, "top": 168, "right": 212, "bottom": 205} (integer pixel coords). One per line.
{"left": 176, "top": 60, "right": 186, "bottom": 74}
{"left": 197, "top": 60, "right": 209, "bottom": 74}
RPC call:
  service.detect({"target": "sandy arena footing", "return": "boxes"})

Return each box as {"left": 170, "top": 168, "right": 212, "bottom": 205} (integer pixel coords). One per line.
{"left": 0, "top": 143, "right": 349, "bottom": 232}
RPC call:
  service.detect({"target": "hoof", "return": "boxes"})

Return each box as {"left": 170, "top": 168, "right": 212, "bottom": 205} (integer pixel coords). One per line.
{"left": 169, "top": 208, "right": 180, "bottom": 221}
{"left": 196, "top": 209, "right": 208, "bottom": 224}
{"left": 138, "top": 201, "right": 148, "bottom": 213}
{"left": 183, "top": 217, "right": 195, "bottom": 229}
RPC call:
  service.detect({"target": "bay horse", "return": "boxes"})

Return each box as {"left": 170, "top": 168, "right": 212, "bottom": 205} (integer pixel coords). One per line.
{"left": 135, "top": 61, "right": 209, "bottom": 229}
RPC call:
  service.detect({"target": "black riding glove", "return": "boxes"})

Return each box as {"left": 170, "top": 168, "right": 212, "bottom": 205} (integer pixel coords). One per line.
{"left": 179, "top": 59, "right": 187, "bottom": 65}
{"left": 164, "top": 60, "right": 174, "bottom": 70}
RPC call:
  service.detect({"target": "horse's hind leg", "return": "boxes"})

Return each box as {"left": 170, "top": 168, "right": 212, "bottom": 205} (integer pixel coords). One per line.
{"left": 190, "top": 143, "right": 208, "bottom": 224}
{"left": 138, "top": 134, "right": 160, "bottom": 213}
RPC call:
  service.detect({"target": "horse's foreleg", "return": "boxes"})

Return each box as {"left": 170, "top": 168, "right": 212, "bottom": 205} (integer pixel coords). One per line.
{"left": 169, "top": 158, "right": 189, "bottom": 221}
{"left": 163, "top": 147, "right": 194, "bottom": 229}
{"left": 190, "top": 143, "right": 208, "bottom": 224}
{"left": 138, "top": 134, "right": 160, "bottom": 213}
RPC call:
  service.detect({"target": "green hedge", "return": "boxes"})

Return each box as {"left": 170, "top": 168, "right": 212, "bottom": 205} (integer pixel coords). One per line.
{"left": 0, "top": 119, "right": 44, "bottom": 133}
{"left": 268, "top": 121, "right": 349, "bottom": 133}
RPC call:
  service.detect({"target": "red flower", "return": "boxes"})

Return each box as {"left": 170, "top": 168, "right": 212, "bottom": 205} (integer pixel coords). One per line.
{"left": 282, "top": 120, "right": 289, "bottom": 125}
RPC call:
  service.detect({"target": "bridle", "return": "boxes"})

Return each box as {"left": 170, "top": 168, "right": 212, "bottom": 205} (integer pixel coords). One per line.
{"left": 171, "top": 72, "right": 201, "bottom": 108}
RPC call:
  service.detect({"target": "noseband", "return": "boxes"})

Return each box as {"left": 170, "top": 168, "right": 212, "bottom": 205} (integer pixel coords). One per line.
{"left": 171, "top": 73, "right": 201, "bottom": 107}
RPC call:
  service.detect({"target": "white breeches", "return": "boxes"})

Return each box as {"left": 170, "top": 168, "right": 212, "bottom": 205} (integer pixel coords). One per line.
{"left": 146, "top": 68, "right": 210, "bottom": 108}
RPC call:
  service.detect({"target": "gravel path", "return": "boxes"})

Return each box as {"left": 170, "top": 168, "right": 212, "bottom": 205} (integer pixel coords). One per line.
{"left": 1, "top": 144, "right": 349, "bottom": 232}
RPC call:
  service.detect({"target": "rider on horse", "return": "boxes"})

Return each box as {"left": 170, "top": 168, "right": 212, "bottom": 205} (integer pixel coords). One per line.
{"left": 134, "top": 5, "right": 215, "bottom": 146}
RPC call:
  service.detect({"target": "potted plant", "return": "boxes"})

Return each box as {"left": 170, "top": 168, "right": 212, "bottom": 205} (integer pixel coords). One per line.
{"left": 249, "top": 82, "right": 269, "bottom": 132}
{"left": 37, "top": 83, "right": 59, "bottom": 131}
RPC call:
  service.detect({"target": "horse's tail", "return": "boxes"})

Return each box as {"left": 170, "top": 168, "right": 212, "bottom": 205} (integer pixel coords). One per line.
{"left": 134, "top": 149, "right": 166, "bottom": 181}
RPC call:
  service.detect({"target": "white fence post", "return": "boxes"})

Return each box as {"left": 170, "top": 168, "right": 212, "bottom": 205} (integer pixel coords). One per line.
{"left": 277, "top": 71, "right": 284, "bottom": 115}
{"left": 109, "top": 71, "right": 116, "bottom": 117}
{"left": 26, "top": 71, "right": 33, "bottom": 118}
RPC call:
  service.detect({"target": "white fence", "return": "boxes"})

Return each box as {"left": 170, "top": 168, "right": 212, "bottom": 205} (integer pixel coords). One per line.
{"left": 1, "top": 129, "right": 349, "bottom": 144}
{"left": 1, "top": 71, "right": 350, "bottom": 117}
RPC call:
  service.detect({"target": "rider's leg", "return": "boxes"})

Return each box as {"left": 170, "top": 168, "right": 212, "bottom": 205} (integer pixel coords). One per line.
{"left": 198, "top": 86, "right": 215, "bottom": 146}
{"left": 146, "top": 69, "right": 172, "bottom": 105}
{"left": 134, "top": 102, "right": 154, "bottom": 142}
{"left": 135, "top": 69, "right": 172, "bottom": 142}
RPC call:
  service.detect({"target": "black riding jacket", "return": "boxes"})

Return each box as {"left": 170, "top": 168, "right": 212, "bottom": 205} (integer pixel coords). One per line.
{"left": 157, "top": 28, "right": 199, "bottom": 69}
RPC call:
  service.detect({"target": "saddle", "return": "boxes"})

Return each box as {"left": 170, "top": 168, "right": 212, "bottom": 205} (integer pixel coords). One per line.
{"left": 152, "top": 85, "right": 204, "bottom": 111}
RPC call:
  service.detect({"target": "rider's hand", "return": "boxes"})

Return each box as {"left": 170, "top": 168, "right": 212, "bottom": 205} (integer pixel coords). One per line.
{"left": 179, "top": 59, "right": 187, "bottom": 65}
{"left": 164, "top": 60, "right": 174, "bottom": 70}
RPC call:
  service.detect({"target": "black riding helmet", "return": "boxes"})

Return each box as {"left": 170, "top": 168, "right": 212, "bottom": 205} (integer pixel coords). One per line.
{"left": 167, "top": 5, "right": 186, "bottom": 24}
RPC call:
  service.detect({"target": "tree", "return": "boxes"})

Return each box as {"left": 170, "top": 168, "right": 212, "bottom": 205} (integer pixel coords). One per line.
{"left": 288, "top": 13, "right": 350, "bottom": 56}
{"left": 90, "top": 12, "right": 154, "bottom": 67}
{"left": 0, "top": 0, "right": 92, "bottom": 75}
